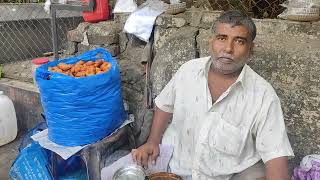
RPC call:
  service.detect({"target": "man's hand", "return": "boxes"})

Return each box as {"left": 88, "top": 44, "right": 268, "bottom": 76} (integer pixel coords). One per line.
{"left": 265, "top": 157, "right": 289, "bottom": 180}
{"left": 131, "top": 106, "right": 172, "bottom": 168}
{"left": 131, "top": 142, "right": 160, "bottom": 168}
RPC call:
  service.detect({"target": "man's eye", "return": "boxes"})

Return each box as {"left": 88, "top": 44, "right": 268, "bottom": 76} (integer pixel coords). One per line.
{"left": 217, "top": 37, "right": 226, "bottom": 41}
{"left": 235, "top": 39, "right": 245, "bottom": 45}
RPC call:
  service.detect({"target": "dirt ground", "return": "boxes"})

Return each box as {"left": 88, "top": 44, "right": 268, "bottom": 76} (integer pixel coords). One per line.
{"left": 0, "top": 132, "right": 24, "bottom": 180}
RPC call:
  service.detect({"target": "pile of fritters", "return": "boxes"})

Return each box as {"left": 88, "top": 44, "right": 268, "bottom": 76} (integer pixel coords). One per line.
{"left": 48, "top": 59, "right": 111, "bottom": 78}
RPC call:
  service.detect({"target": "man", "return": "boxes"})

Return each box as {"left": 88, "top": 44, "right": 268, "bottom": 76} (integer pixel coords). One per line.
{"left": 132, "top": 10, "right": 294, "bottom": 179}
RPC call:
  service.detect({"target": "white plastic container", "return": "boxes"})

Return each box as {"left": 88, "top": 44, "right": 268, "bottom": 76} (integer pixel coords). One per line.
{"left": 0, "top": 91, "right": 18, "bottom": 146}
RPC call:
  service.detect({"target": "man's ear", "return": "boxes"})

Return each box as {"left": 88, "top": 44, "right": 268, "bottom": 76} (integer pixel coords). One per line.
{"left": 249, "top": 42, "right": 255, "bottom": 57}
{"left": 208, "top": 36, "right": 215, "bottom": 51}
{"left": 208, "top": 35, "right": 214, "bottom": 44}
{"left": 247, "top": 42, "right": 254, "bottom": 63}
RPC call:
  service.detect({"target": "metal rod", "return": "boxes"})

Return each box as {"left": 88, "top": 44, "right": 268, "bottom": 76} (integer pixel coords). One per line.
{"left": 50, "top": 0, "right": 95, "bottom": 60}
{"left": 50, "top": 7, "right": 59, "bottom": 60}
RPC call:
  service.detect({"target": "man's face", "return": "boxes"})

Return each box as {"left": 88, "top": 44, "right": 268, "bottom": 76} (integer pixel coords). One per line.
{"left": 209, "top": 23, "right": 254, "bottom": 74}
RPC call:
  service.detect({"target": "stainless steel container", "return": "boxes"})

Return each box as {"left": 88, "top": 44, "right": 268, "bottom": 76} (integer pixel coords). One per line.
{"left": 112, "top": 165, "right": 147, "bottom": 180}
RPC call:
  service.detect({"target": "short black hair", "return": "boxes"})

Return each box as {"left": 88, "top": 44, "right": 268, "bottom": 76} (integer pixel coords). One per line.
{"left": 212, "top": 10, "right": 257, "bottom": 41}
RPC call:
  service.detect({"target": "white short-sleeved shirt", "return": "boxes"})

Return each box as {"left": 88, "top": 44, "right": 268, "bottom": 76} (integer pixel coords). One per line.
{"left": 154, "top": 57, "right": 294, "bottom": 179}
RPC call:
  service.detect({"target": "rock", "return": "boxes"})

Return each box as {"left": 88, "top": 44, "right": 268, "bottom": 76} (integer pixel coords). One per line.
{"left": 155, "top": 14, "right": 187, "bottom": 28}
{"left": 77, "top": 22, "right": 92, "bottom": 33}
{"left": 123, "top": 35, "right": 147, "bottom": 64}
{"left": 185, "top": 9, "right": 203, "bottom": 27}
{"left": 67, "top": 22, "right": 91, "bottom": 42}
{"left": 119, "top": 32, "right": 129, "bottom": 53}
{"left": 87, "top": 34, "right": 119, "bottom": 46}
{"left": 150, "top": 26, "right": 198, "bottom": 97}
{"left": 87, "top": 21, "right": 120, "bottom": 45}
{"left": 99, "top": 45, "right": 120, "bottom": 57}
{"left": 136, "top": 109, "right": 154, "bottom": 146}
{"left": 185, "top": 9, "right": 221, "bottom": 29}
{"left": 114, "top": 13, "right": 130, "bottom": 29}
{"left": 119, "top": 58, "right": 145, "bottom": 86}
{"left": 65, "top": 41, "right": 78, "bottom": 55}
{"left": 118, "top": 57, "right": 148, "bottom": 145}
{"left": 153, "top": 27, "right": 179, "bottom": 54}
{"left": 67, "top": 29, "right": 84, "bottom": 43}
{"left": 249, "top": 33, "right": 320, "bottom": 168}
{"left": 201, "top": 11, "right": 221, "bottom": 28}
{"left": 77, "top": 43, "right": 90, "bottom": 54}
{"left": 197, "top": 29, "right": 211, "bottom": 57}
{"left": 2, "top": 60, "right": 33, "bottom": 83}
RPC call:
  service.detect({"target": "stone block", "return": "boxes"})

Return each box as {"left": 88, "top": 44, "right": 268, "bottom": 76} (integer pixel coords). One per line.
{"left": 201, "top": 11, "right": 221, "bottom": 28}
{"left": 3, "top": 60, "right": 33, "bottom": 83}
{"left": 77, "top": 43, "right": 90, "bottom": 54}
{"left": 185, "top": 9, "right": 203, "bottom": 27}
{"left": 65, "top": 41, "right": 78, "bottom": 55}
{"left": 76, "top": 22, "right": 91, "bottom": 33}
{"left": 103, "top": 45, "right": 120, "bottom": 57}
{"left": 119, "top": 58, "right": 146, "bottom": 143}
{"left": 67, "top": 22, "right": 91, "bottom": 42}
{"left": 153, "top": 27, "right": 179, "bottom": 54}
{"left": 135, "top": 108, "right": 154, "bottom": 146}
{"left": 87, "top": 34, "right": 119, "bottom": 45}
{"left": 114, "top": 13, "right": 130, "bottom": 29}
{"left": 197, "top": 29, "right": 211, "bottom": 57}
{"left": 185, "top": 9, "right": 221, "bottom": 28}
{"left": 119, "top": 32, "right": 129, "bottom": 53}
{"left": 119, "top": 59, "right": 145, "bottom": 85}
{"left": 67, "top": 29, "right": 84, "bottom": 43}
{"left": 87, "top": 21, "right": 120, "bottom": 45}
{"left": 155, "top": 14, "right": 187, "bottom": 28}
{"left": 150, "top": 26, "right": 199, "bottom": 97}
{"left": 248, "top": 32, "right": 320, "bottom": 168}
{"left": 123, "top": 35, "right": 147, "bottom": 64}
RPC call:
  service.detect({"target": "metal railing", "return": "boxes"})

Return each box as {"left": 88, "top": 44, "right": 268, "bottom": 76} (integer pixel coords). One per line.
{"left": 0, "top": 3, "right": 83, "bottom": 63}
{"left": 193, "top": 0, "right": 285, "bottom": 18}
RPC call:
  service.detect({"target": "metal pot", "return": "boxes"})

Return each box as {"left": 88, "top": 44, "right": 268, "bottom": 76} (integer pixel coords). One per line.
{"left": 112, "top": 165, "right": 183, "bottom": 180}
{"left": 148, "top": 172, "right": 183, "bottom": 180}
{"left": 112, "top": 165, "right": 147, "bottom": 180}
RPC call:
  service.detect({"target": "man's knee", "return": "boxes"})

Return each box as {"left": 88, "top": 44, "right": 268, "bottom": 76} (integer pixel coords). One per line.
{"left": 231, "top": 161, "right": 265, "bottom": 180}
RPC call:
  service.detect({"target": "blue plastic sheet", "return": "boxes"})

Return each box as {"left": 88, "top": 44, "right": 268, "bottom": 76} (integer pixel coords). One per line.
{"left": 9, "top": 142, "right": 53, "bottom": 180}
{"left": 35, "top": 48, "right": 127, "bottom": 146}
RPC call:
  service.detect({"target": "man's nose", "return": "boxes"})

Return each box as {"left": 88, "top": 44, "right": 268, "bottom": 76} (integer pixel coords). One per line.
{"left": 224, "top": 41, "right": 234, "bottom": 54}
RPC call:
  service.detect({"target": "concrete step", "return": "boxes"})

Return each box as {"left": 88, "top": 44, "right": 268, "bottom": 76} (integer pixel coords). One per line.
{"left": 0, "top": 131, "right": 26, "bottom": 180}
{"left": 0, "top": 78, "right": 43, "bottom": 131}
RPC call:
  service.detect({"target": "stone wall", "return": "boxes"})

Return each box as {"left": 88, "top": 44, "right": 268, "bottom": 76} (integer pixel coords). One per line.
{"left": 65, "top": 9, "right": 320, "bottom": 169}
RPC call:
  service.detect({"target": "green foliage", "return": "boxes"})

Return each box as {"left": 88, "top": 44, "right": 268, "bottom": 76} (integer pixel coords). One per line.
{"left": 0, "top": 65, "right": 3, "bottom": 78}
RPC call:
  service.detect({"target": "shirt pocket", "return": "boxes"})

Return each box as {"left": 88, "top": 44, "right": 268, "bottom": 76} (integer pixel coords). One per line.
{"left": 208, "top": 120, "right": 244, "bottom": 156}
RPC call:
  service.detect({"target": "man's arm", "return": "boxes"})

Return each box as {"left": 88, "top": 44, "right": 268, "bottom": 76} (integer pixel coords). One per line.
{"left": 132, "top": 106, "right": 172, "bottom": 167}
{"left": 265, "top": 157, "right": 289, "bottom": 180}
{"left": 147, "top": 106, "right": 172, "bottom": 144}
{"left": 254, "top": 96, "right": 294, "bottom": 180}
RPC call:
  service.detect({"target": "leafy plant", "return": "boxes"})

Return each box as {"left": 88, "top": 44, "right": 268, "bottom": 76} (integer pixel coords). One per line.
{"left": 0, "top": 0, "right": 46, "bottom": 3}
{"left": 0, "top": 65, "right": 3, "bottom": 78}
